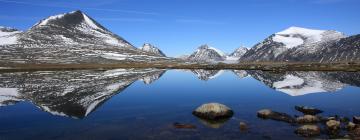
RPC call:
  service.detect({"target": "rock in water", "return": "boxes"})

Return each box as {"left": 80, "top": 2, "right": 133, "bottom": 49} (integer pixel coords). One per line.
{"left": 354, "top": 116, "right": 360, "bottom": 124}
{"left": 295, "top": 106, "right": 323, "bottom": 115}
{"left": 239, "top": 122, "right": 248, "bottom": 132}
{"left": 296, "top": 115, "right": 320, "bottom": 124}
{"left": 192, "top": 103, "right": 233, "bottom": 120}
{"left": 349, "top": 127, "right": 360, "bottom": 139}
{"left": 257, "top": 109, "right": 295, "bottom": 123}
{"left": 346, "top": 122, "right": 357, "bottom": 131}
{"left": 173, "top": 122, "right": 196, "bottom": 129}
{"left": 295, "top": 125, "right": 321, "bottom": 137}
{"left": 326, "top": 120, "right": 341, "bottom": 135}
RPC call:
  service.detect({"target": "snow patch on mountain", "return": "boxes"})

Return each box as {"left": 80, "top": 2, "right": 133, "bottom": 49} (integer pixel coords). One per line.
{"left": 35, "top": 11, "right": 77, "bottom": 26}
{"left": 101, "top": 53, "right": 170, "bottom": 62}
{"left": 101, "top": 53, "right": 128, "bottom": 60}
{"left": 208, "top": 47, "right": 225, "bottom": 56}
{"left": 82, "top": 13, "right": 103, "bottom": 31}
{"left": 273, "top": 27, "right": 325, "bottom": 48}
{"left": 0, "top": 26, "right": 22, "bottom": 45}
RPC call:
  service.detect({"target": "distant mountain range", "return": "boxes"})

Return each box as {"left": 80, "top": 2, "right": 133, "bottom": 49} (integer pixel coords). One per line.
{"left": 0, "top": 10, "right": 359, "bottom": 65}
{"left": 182, "top": 27, "right": 359, "bottom": 63}
{"left": 184, "top": 44, "right": 248, "bottom": 63}
{"left": 241, "top": 26, "right": 360, "bottom": 62}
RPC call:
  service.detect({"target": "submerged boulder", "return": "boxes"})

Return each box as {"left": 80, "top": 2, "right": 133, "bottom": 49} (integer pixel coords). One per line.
{"left": 295, "top": 106, "right": 323, "bottom": 115}
{"left": 295, "top": 125, "right": 321, "bottom": 137}
{"left": 346, "top": 122, "right": 357, "bottom": 131}
{"left": 192, "top": 103, "right": 234, "bottom": 120}
{"left": 296, "top": 115, "right": 320, "bottom": 124}
{"left": 173, "top": 122, "right": 196, "bottom": 129}
{"left": 257, "top": 109, "right": 295, "bottom": 123}
{"left": 349, "top": 127, "right": 360, "bottom": 139}
{"left": 239, "top": 122, "right": 248, "bottom": 132}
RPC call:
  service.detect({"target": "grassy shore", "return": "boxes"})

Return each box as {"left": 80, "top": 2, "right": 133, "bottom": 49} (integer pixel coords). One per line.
{"left": 1, "top": 61, "right": 360, "bottom": 72}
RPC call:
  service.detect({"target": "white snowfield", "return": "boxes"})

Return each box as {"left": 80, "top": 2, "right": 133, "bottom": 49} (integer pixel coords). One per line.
{"left": 82, "top": 13, "right": 103, "bottom": 31}
{"left": 273, "top": 26, "right": 326, "bottom": 49}
{"left": 35, "top": 11, "right": 75, "bottom": 26}
{"left": 0, "top": 27, "right": 22, "bottom": 45}
{"left": 141, "top": 43, "right": 155, "bottom": 52}
{"left": 101, "top": 52, "right": 169, "bottom": 61}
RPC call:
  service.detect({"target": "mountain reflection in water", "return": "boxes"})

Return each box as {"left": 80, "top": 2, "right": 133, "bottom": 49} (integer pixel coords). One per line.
{"left": 0, "top": 69, "right": 360, "bottom": 119}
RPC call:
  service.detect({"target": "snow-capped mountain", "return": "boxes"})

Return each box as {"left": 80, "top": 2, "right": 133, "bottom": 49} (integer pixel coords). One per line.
{"left": 23, "top": 10, "right": 134, "bottom": 47}
{"left": 226, "top": 47, "right": 248, "bottom": 61}
{"left": 313, "top": 34, "right": 360, "bottom": 62}
{"left": 187, "top": 44, "right": 226, "bottom": 62}
{"left": 0, "top": 10, "right": 173, "bottom": 65}
{"left": 241, "top": 26, "right": 346, "bottom": 62}
{"left": 140, "top": 43, "right": 166, "bottom": 57}
{"left": 0, "top": 26, "right": 22, "bottom": 45}
{"left": 277, "top": 34, "right": 360, "bottom": 62}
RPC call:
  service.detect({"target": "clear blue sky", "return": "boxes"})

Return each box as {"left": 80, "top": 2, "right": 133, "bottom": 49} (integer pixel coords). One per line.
{"left": 1, "top": 0, "right": 359, "bottom": 56}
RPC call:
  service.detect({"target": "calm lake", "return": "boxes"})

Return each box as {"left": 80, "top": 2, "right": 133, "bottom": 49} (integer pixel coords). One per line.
{"left": 1, "top": 69, "right": 360, "bottom": 140}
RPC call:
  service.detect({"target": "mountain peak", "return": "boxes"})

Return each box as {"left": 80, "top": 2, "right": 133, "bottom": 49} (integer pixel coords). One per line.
{"left": 24, "top": 10, "right": 135, "bottom": 48}
{"left": 229, "top": 47, "right": 248, "bottom": 57}
{"left": 199, "top": 44, "right": 209, "bottom": 49}
{"left": 188, "top": 44, "right": 225, "bottom": 62}
{"left": 277, "top": 26, "right": 325, "bottom": 36}
{"left": 197, "top": 45, "right": 225, "bottom": 56}
{"left": 140, "top": 43, "right": 166, "bottom": 57}
{"left": 226, "top": 46, "right": 248, "bottom": 62}
{"left": 32, "top": 10, "right": 104, "bottom": 31}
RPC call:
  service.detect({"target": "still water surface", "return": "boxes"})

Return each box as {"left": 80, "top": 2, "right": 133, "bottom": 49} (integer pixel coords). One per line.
{"left": 0, "top": 69, "right": 360, "bottom": 140}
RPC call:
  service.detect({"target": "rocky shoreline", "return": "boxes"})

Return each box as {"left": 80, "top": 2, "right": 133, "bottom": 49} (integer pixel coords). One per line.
{"left": 172, "top": 103, "right": 360, "bottom": 139}
{"left": 1, "top": 62, "right": 360, "bottom": 72}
